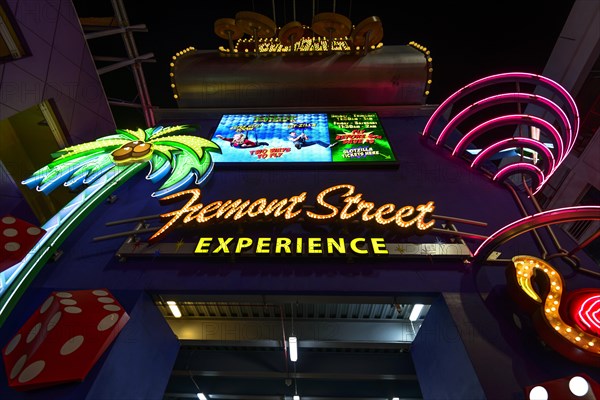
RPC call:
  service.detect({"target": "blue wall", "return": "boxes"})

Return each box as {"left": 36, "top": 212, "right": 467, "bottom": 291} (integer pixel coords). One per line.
{"left": 412, "top": 295, "right": 487, "bottom": 400}
{"left": 1, "top": 115, "right": 599, "bottom": 398}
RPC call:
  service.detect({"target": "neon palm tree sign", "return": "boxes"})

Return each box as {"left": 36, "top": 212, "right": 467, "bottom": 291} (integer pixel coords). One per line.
{"left": 0, "top": 125, "right": 220, "bottom": 325}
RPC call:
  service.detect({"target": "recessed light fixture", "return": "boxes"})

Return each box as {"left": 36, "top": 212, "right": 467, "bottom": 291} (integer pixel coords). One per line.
{"left": 409, "top": 304, "right": 424, "bottom": 322}
{"left": 167, "top": 301, "right": 182, "bottom": 318}
{"left": 289, "top": 336, "right": 298, "bottom": 362}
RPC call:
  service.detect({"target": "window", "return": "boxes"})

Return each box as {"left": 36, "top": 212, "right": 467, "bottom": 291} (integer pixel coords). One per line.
{"left": 0, "top": 0, "right": 28, "bottom": 61}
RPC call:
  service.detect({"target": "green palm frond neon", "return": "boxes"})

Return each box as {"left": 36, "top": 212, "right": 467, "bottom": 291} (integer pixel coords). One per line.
{"left": 23, "top": 125, "right": 221, "bottom": 197}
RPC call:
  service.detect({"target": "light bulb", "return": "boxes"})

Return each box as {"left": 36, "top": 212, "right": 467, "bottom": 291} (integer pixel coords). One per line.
{"left": 409, "top": 304, "right": 424, "bottom": 322}
{"left": 167, "top": 301, "right": 181, "bottom": 318}
{"left": 289, "top": 336, "right": 298, "bottom": 362}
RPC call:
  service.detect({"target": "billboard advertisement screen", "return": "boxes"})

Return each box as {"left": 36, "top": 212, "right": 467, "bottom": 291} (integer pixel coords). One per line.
{"left": 210, "top": 112, "right": 397, "bottom": 166}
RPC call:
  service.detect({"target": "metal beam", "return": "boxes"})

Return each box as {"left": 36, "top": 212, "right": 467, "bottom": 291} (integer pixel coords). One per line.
{"left": 97, "top": 53, "right": 155, "bottom": 75}
{"left": 84, "top": 24, "right": 147, "bottom": 40}
{"left": 166, "top": 318, "right": 420, "bottom": 343}
{"left": 172, "top": 370, "right": 417, "bottom": 380}
{"left": 92, "top": 226, "right": 158, "bottom": 241}
{"left": 165, "top": 371, "right": 421, "bottom": 399}
{"left": 159, "top": 293, "right": 436, "bottom": 305}
{"left": 166, "top": 349, "right": 422, "bottom": 399}
{"left": 94, "top": 56, "right": 129, "bottom": 62}
{"left": 106, "top": 214, "right": 160, "bottom": 226}
{"left": 177, "top": 339, "right": 410, "bottom": 350}
{"left": 166, "top": 395, "right": 422, "bottom": 400}
{"left": 172, "top": 349, "right": 419, "bottom": 378}
{"left": 108, "top": 100, "right": 144, "bottom": 109}
{"left": 117, "top": 240, "right": 471, "bottom": 259}
{"left": 111, "top": 0, "right": 155, "bottom": 126}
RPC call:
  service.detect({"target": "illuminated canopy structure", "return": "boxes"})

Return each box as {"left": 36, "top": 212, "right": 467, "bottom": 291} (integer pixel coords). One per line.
{"left": 168, "top": 10, "right": 433, "bottom": 109}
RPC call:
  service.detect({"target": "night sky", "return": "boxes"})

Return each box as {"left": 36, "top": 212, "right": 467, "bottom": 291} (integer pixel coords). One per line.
{"left": 73, "top": 0, "right": 576, "bottom": 127}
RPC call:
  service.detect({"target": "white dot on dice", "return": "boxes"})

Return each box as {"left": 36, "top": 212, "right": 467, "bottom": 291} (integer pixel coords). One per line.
{"left": 2, "top": 216, "right": 16, "bottom": 224}
{"left": 3, "top": 228, "right": 18, "bottom": 237}
{"left": 97, "top": 314, "right": 119, "bottom": 331}
{"left": 10, "top": 355, "right": 27, "bottom": 379}
{"left": 4, "top": 334, "right": 21, "bottom": 356}
{"left": 60, "top": 336, "right": 84, "bottom": 356}
{"left": 18, "top": 360, "right": 45, "bottom": 383}
{"left": 97, "top": 297, "right": 115, "bottom": 304}
{"left": 47, "top": 312, "right": 61, "bottom": 332}
{"left": 40, "top": 296, "right": 54, "bottom": 314}
{"left": 26, "top": 227, "right": 41, "bottom": 235}
{"left": 4, "top": 242, "right": 20, "bottom": 252}
{"left": 26, "top": 323, "right": 41, "bottom": 344}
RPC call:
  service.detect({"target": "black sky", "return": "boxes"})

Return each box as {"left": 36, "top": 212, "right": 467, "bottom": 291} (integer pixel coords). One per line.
{"left": 73, "top": 0, "right": 577, "bottom": 126}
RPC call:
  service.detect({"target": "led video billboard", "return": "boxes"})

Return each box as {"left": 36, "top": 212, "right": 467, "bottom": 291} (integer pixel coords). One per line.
{"left": 210, "top": 112, "right": 397, "bottom": 165}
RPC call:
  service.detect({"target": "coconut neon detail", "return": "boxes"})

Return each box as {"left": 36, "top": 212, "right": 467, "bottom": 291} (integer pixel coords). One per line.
{"left": 22, "top": 125, "right": 221, "bottom": 198}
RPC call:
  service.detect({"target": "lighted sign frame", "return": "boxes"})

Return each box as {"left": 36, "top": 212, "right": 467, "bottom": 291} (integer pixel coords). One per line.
{"left": 209, "top": 112, "right": 398, "bottom": 166}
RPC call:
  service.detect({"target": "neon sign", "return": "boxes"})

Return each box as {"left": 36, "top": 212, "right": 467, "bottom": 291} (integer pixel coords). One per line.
{"left": 508, "top": 255, "right": 600, "bottom": 367}
{"left": 22, "top": 125, "right": 220, "bottom": 198}
{"left": 149, "top": 184, "right": 435, "bottom": 242}
{"left": 422, "top": 72, "right": 579, "bottom": 194}
{"left": 194, "top": 237, "right": 389, "bottom": 255}
{"left": 0, "top": 125, "right": 220, "bottom": 326}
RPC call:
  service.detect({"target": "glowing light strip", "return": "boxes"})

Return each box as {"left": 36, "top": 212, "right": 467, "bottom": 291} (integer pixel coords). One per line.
{"left": 493, "top": 162, "right": 545, "bottom": 192}
{"left": 517, "top": 274, "right": 542, "bottom": 303}
{"left": 471, "top": 137, "right": 556, "bottom": 174}
{"left": 452, "top": 114, "right": 564, "bottom": 163}
{"left": 579, "top": 296, "right": 600, "bottom": 330}
{"left": 435, "top": 92, "right": 573, "bottom": 151}
{"left": 472, "top": 206, "right": 600, "bottom": 264}
{"left": 151, "top": 171, "right": 196, "bottom": 198}
{"left": 0, "top": 163, "right": 145, "bottom": 326}
{"left": 423, "top": 72, "right": 579, "bottom": 149}
{"left": 511, "top": 255, "right": 598, "bottom": 355}
{"left": 146, "top": 158, "right": 171, "bottom": 182}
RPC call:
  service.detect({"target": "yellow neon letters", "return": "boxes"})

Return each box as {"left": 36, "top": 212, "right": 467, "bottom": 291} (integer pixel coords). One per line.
{"left": 194, "top": 237, "right": 390, "bottom": 255}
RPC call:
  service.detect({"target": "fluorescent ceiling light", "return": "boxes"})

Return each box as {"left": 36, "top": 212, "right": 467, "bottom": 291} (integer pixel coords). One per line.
{"left": 197, "top": 393, "right": 207, "bottom": 400}
{"left": 167, "top": 300, "right": 182, "bottom": 318}
{"left": 293, "top": 396, "right": 300, "bottom": 400}
{"left": 289, "top": 336, "right": 298, "bottom": 362}
{"left": 409, "top": 304, "right": 424, "bottom": 322}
